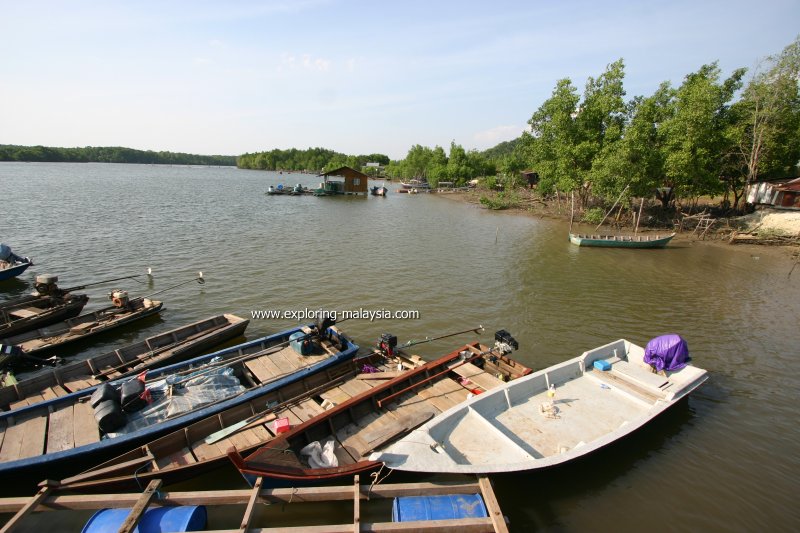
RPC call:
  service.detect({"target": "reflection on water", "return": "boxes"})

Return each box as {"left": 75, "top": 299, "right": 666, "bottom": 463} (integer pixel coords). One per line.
{"left": 2, "top": 163, "right": 799, "bottom": 531}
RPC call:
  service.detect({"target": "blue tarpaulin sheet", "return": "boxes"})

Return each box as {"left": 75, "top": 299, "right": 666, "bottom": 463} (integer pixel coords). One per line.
{"left": 644, "top": 334, "right": 690, "bottom": 372}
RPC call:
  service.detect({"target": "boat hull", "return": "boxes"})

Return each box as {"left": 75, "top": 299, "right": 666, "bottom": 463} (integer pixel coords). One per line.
{"left": 0, "top": 295, "right": 90, "bottom": 339}
{"left": 370, "top": 338, "right": 707, "bottom": 474}
{"left": 569, "top": 233, "right": 675, "bottom": 248}
{"left": 0, "top": 262, "right": 32, "bottom": 281}
{"left": 0, "top": 326, "right": 358, "bottom": 490}
{"left": 0, "top": 313, "right": 249, "bottom": 409}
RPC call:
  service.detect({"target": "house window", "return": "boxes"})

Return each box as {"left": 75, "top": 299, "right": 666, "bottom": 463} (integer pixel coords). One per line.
{"left": 353, "top": 178, "right": 361, "bottom": 186}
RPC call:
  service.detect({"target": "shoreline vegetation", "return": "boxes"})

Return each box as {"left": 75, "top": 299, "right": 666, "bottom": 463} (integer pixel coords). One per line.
{"left": 436, "top": 187, "right": 800, "bottom": 255}
{"left": 0, "top": 144, "right": 237, "bottom": 166}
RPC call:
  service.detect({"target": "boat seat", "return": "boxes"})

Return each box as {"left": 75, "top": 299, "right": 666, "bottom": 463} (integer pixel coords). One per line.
{"left": 9, "top": 307, "right": 44, "bottom": 318}
{"left": 69, "top": 322, "right": 95, "bottom": 334}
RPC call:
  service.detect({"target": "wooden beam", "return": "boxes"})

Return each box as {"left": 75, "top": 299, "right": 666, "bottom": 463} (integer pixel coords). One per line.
{"left": 239, "top": 476, "right": 263, "bottom": 533}
{"left": 353, "top": 475, "right": 360, "bottom": 533}
{"left": 0, "top": 481, "right": 58, "bottom": 533}
{"left": 117, "top": 479, "right": 163, "bottom": 533}
{"left": 0, "top": 482, "right": 482, "bottom": 512}
{"left": 477, "top": 476, "right": 508, "bottom": 533}
{"left": 181, "top": 518, "right": 495, "bottom": 532}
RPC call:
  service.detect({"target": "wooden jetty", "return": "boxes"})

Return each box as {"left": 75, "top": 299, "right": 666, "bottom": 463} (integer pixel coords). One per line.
{"left": 0, "top": 475, "right": 509, "bottom": 532}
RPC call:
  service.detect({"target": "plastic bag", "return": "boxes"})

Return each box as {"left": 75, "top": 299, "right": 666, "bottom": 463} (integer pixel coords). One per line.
{"left": 300, "top": 439, "right": 338, "bottom": 469}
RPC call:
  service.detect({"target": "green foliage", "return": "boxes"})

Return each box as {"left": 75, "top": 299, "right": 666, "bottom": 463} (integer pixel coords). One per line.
{"left": 237, "top": 147, "right": 389, "bottom": 173}
{"left": 581, "top": 207, "right": 606, "bottom": 225}
{"left": 0, "top": 145, "right": 236, "bottom": 166}
{"left": 479, "top": 190, "right": 521, "bottom": 210}
{"left": 383, "top": 142, "right": 494, "bottom": 186}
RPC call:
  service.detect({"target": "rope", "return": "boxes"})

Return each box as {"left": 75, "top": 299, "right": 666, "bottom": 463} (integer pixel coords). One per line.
{"left": 367, "top": 463, "right": 394, "bottom": 498}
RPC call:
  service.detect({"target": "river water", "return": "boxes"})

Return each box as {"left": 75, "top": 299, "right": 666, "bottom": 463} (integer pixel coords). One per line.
{"left": 1, "top": 162, "right": 798, "bottom": 531}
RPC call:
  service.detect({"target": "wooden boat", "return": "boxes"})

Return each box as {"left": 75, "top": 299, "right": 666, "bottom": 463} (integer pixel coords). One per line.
{"left": 0, "top": 293, "right": 89, "bottom": 339}
{"left": 0, "top": 294, "right": 163, "bottom": 357}
{"left": 0, "top": 324, "right": 358, "bottom": 488}
{"left": 227, "top": 337, "right": 532, "bottom": 485}
{"left": 0, "top": 244, "right": 32, "bottom": 282}
{"left": 369, "top": 338, "right": 708, "bottom": 474}
{"left": 58, "top": 335, "right": 423, "bottom": 492}
{"left": 568, "top": 232, "right": 676, "bottom": 248}
{"left": 0, "top": 313, "right": 249, "bottom": 410}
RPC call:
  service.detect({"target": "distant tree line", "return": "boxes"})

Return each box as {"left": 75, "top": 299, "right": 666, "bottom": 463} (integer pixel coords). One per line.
{"left": 389, "top": 37, "right": 800, "bottom": 211}
{"left": 384, "top": 142, "right": 496, "bottom": 187}
{"left": 237, "top": 147, "right": 390, "bottom": 174}
{"left": 0, "top": 144, "right": 237, "bottom": 166}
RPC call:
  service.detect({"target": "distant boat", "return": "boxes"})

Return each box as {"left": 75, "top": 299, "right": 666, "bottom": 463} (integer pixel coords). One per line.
{"left": 370, "top": 185, "right": 388, "bottom": 196}
{"left": 369, "top": 336, "right": 707, "bottom": 474}
{"left": 568, "top": 232, "right": 675, "bottom": 248}
{"left": 399, "top": 179, "right": 430, "bottom": 190}
{"left": 0, "top": 244, "right": 32, "bottom": 282}
{"left": 266, "top": 185, "right": 285, "bottom": 195}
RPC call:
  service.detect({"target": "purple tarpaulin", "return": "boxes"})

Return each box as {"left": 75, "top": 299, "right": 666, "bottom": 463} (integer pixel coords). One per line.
{"left": 643, "top": 334, "right": 690, "bottom": 372}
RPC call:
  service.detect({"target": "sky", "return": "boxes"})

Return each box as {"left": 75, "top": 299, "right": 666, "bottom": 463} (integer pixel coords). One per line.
{"left": 1, "top": 1, "right": 798, "bottom": 160}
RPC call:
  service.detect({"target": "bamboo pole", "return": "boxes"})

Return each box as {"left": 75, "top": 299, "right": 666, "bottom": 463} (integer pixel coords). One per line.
{"left": 569, "top": 191, "right": 575, "bottom": 235}
{"left": 635, "top": 197, "right": 644, "bottom": 234}
{"left": 594, "top": 185, "right": 629, "bottom": 233}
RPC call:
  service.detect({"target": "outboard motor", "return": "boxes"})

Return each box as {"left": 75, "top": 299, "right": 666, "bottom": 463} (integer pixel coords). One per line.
{"left": 315, "top": 316, "right": 336, "bottom": 339}
{"left": 494, "top": 329, "right": 519, "bottom": 355}
{"left": 377, "top": 333, "right": 398, "bottom": 358}
{"left": 109, "top": 289, "right": 130, "bottom": 308}
{"left": 34, "top": 274, "right": 63, "bottom": 296}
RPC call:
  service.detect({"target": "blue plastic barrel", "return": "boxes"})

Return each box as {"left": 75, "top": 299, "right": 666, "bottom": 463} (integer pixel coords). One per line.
{"left": 81, "top": 505, "right": 207, "bottom": 533}
{"left": 290, "top": 331, "right": 311, "bottom": 355}
{"left": 392, "top": 494, "right": 487, "bottom": 522}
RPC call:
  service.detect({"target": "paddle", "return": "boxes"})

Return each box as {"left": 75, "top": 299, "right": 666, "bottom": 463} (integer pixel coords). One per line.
{"left": 204, "top": 378, "right": 346, "bottom": 444}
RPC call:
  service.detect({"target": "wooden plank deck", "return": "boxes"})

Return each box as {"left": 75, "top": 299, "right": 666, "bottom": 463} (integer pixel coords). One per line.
{"left": 46, "top": 405, "right": 75, "bottom": 454}
{"left": 73, "top": 402, "right": 100, "bottom": 447}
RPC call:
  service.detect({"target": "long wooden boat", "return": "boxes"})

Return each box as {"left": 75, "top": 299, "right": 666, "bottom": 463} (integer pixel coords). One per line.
{"left": 58, "top": 338, "right": 424, "bottom": 492}
{"left": 0, "top": 293, "right": 90, "bottom": 339}
{"left": 0, "top": 296, "right": 164, "bottom": 357}
{"left": 568, "top": 232, "right": 675, "bottom": 248}
{"left": 0, "top": 324, "right": 357, "bottom": 489}
{"left": 227, "top": 339, "right": 532, "bottom": 485}
{"left": 0, "top": 313, "right": 249, "bottom": 411}
{"left": 369, "top": 338, "right": 708, "bottom": 474}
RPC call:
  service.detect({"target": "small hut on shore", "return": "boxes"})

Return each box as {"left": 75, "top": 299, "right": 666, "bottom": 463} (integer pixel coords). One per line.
{"left": 319, "top": 166, "right": 368, "bottom": 195}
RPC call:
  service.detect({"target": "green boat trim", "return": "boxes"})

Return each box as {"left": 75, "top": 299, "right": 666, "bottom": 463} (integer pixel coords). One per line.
{"left": 569, "top": 232, "right": 676, "bottom": 248}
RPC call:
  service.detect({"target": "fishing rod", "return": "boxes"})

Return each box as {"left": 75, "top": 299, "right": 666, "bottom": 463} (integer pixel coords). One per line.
{"left": 61, "top": 268, "right": 153, "bottom": 293}
{"left": 352, "top": 325, "right": 485, "bottom": 362}
{"left": 137, "top": 272, "right": 205, "bottom": 300}
{"left": 399, "top": 325, "right": 484, "bottom": 349}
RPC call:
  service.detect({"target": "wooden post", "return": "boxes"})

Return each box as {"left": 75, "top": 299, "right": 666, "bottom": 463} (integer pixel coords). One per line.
{"left": 477, "top": 476, "right": 509, "bottom": 533}
{"left": 0, "top": 480, "right": 58, "bottom": 533}
{"left": 239, "top": 476, "right": 264, "bottom": 532}
{"left": 635, "top": 197, "right": 644, "bottom": 234}
{"left": 569, "top": 191, "right": 575, "bottom": 236}
{"left": 118, "top": 479, "right": 162, "bottom": 533}
{"left": 353, "top": 475, "right": 360, "bottom": 533}
{"left": 554, "top": 187, "right": 562, "bottom": 213}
